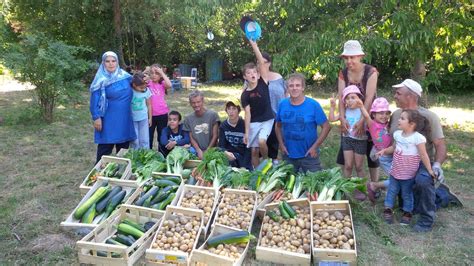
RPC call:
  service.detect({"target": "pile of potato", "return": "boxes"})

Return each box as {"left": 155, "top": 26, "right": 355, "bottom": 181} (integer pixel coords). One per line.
{"left": 313, "top": 210, "right": 354, "bottom": 250}
{"left": 151, "top": 214, "right": 201, "bottom": 253}
{"left": 259, "top": 205, "right": 311, "bottom": 254}
{"left": 180, "top": 190, "right": 215, "bottom": 225}
{"left": 205, "top": 243, "right": 246, "bottom": 259}
{"left": 216, "top": 193, "right": 255, "bottom": 230}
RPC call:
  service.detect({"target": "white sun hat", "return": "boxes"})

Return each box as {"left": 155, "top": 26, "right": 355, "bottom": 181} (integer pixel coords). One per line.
{"left": 340, "top": 40, "right": 365, "bottom": 57}
{"left": 392, "top": 79, "right": 423, "bottom": 97}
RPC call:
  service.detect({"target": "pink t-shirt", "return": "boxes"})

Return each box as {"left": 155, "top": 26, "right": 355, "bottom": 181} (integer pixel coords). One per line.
{"left": 390, "top": 130, "right": 426, "bottom": 180}
{"left": 147, "top": 80, "right": 169, "bottom": 116}
{"left": 368, "top": 121, "right": 392, "bottom": 150}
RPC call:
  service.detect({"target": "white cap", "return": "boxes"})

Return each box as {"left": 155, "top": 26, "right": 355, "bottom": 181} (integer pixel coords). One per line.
{"left": 392, "top": 79, "right": 422, "bottom": 97}
{"left": 340, "top": 40, "right": 365, "bottom": 57}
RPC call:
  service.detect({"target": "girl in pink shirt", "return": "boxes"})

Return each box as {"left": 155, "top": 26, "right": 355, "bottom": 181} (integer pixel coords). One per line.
{"left": 147, "top": 64, "right": 172, "bottom": 150}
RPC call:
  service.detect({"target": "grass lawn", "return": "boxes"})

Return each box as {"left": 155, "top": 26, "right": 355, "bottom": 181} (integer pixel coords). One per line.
{"left": 0, "top": 78, "right": 473, "bottom": 265}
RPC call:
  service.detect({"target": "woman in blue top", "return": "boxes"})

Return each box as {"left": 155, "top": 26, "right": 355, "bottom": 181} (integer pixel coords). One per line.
{"left": 90, "top": 51, "right": 136, "bottom": 162}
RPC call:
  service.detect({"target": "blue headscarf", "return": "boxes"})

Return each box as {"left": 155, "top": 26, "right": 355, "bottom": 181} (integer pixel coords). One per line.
{"left": 90, "top": 51, "right": 131, "bottom": 117}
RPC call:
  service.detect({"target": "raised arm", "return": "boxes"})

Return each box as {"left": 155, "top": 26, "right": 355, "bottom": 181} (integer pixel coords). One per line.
{"left": 329, "top": 94, "right": 340, "bottom": 122}
{"left": 355, "top": 98, "right": 373, "bottom": 127}
{"left": 249, "top": 40, "right": 269, "bottom": 81}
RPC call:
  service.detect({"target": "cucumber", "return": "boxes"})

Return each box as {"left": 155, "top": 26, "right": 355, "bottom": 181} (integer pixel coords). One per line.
{"left": 135, "top": 186, "right": 160, "bottom": 206}
{"left": 161, "top": 176, "right": 181, "bottom": 184}
{"left": 150, "top": 190, "right": 171, "bottom": 205}
{"left": 122, "top": 219, "right": 146, "bottom": 232}
{"left": 81, "top": 203, "right": 96, "bottom": 224}
{"left": 117, "top": 223, "right": 145, "bottom": 239}
{"left": 207, "top": 231, "right": 254, "bottom": 248}
{"left": 74, "top": 186, "right": 110, "bottom": 219}
{"left": 154, "top": 179, "right": 179, "bottom": 187}
{"left": 157, "top": 193, "right": 176, "bottom": 210}
{"left": 279, "top": 202, "right": 290, "bottom": 219}
{"left": 282, "top": 201, "right": 297, "bottom": 218}
{"left": 102, "top": 190, "right": 126, "bottom": 220}
{"left": 266, "top": 210, "right": 280, "bottom": 222}
{"left": 96, "top": 186, "right": 122, "bottom": 213}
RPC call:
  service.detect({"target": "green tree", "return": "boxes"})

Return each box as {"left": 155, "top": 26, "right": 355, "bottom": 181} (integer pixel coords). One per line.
{"left": 1, "top": 33, "right": 91, "bottom": 123}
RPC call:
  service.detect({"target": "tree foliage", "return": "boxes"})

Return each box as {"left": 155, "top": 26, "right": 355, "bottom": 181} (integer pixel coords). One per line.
{"left": 1, "top": 0, "right": 472, "bottom": 93}
{"left": 1, "top": 33, "right": 91, "bottom": 123}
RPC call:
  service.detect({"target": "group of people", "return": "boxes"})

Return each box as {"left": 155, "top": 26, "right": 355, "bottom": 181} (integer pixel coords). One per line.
{"left": 89, "top": 39, "right": 461, "bottom": 233}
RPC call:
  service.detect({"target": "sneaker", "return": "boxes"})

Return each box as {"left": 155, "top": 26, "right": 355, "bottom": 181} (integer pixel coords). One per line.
{"left": 400, "top": 212, "right": 412, "bottom": 225}
{"left": 413, "top": 224, "right": 432, "bottom": 233}
{"left": 438, "top": 183, "right": 463, "bottom": 207}
{"left": 366, "top": 182, "right": 376, "bottom": 203}
{"left": 383, "top": 208, "right": 394, "bottom": 224}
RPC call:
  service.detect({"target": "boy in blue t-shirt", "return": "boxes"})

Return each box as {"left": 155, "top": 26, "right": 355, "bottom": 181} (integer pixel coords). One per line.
{"left": 160, "top": 110, "right": 190, "bottom": 156}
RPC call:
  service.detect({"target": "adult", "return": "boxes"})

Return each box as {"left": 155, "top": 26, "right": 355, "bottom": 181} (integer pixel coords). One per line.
{"left": 183, "top": 90, "right": 219, "bottom": 159}
{"left": 275, "top": 73, "right": 331, "bottom": 173}
{"left": 337, "top": 40, "right": 379, "bottom": 182}
{"left": 148, "top": 64, "right": 172, "bottom": 150}
{"left": 249, "top": 41, "right": 287, "bottom": 162}
{"left": 218, "top": 100, "right": 252, "bottom": 170}
{"left": 89, "top": 51, "right": 136, "bottom": 163}
{"left": 390, "top": 79, "right": 463, "bottom": 232}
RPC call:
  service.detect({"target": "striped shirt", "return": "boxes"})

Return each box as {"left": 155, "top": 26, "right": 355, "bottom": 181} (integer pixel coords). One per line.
{"left": 390, "top": 130, "right": 426, "bottom": 180}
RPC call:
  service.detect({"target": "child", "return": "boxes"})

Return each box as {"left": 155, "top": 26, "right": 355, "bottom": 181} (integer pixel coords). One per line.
{"left": 356, "top": 97, "right": 393, "bottom": 202}
{"left": 160, "top": 110, "right": 190, "bottom": 156}
{"left": 148, "top": 64, "right": 172, "bottom": 150}
{"left": 377, "top": 109, "right": 436, "bottom": 225}
{"left": 329, "top": 85, "right": 367, "bottom": 178}
{"left": 240, "top": 62, "right": 275, "bottom": 168}
{"left": 219, "top": 99, "right": 252, "bottom": 170}
{"left": 130, "top": 72, "right": 152, "bottom": 149}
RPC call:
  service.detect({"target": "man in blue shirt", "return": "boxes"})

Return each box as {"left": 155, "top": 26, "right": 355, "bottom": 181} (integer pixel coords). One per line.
{"left": 275, "top": 73, "right": 331, "bottom": 172}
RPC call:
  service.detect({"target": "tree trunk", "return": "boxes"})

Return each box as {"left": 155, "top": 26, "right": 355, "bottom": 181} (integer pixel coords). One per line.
{"left": 411, "top": 59, "right": 428, "bottom": 107}
{"left": 113, "top": 0, "right": 125, "bottom": 68}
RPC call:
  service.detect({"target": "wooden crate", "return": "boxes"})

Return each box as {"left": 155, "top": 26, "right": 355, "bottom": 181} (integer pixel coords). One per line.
{"left": 127, "top": 172, "right": 184, "bottom": 209}
{"left": 61, "top": 178, "right": 139, "bottom": 231}
{"left": 310, "top": 201, "right": 357, "bottom": 265}
{"left": 255, "top": 191, "right": 275, "bottom": 220}
{"left": 183, "top": 160, "right": 201, "bottom": 169}
{"left": 189, "top": 224, "right": 250, "bottom": 266}
{"left": 211, "top": 188, "right": 257, "bottom": 232}
{"left": 256, "top": 199, "right": 311, "bottom": 265}
{"left": 76, "top": 205, "right": 164, "bottom": 266}
{"left": 176, "top": 185, "right": 219, "bottom": 238}
{"left": 145, "top": 206, "right": 204, "bottom": 265}
{"left": 80, "top": 156, "right": 133, "bottom": 196}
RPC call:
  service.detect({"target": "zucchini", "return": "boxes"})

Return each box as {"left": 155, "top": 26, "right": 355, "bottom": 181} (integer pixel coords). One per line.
{"left": 81, "top": 203, "right": 96, "bottom": 224}
{"left": 135, "top": 186, "right": 160, "bottom": 206}
{"left": 144, "top": 221, "right": 156, "bottom": 231}
{"left": 150, "top": 190, "right": 171, "bottom": 205}
{"left": 279, "top": 202, "right": 290, "bottom": 219}
{"left": 154, "top": 179, "right": 179, "bottom": 187}
{"left": 74, "top": 186, "right": 110, "bottom": 219}
{"left": 122, "top": 219, "right": 146, "bottom": 232}
{"left": 113, "top": 234, "right": 134, "bottom": 246}
{"left": 115, "top": 163, "right": 127, "bottom": 177}
{"left": 106, "top": 238, "right": 127, "bottom": 246}
{"left": 207, "top": 231, "right": 254, "bottom": 248}
{"left": 157, "top": 193, "right": 176, "bottom": 210}
{"left": 117, "top": 223, "right": 145, "bottom": 239}
{"left": 96, "top": 250, "right": 121, "bottom": 258}
{"left": 96, "top": 186, "right": 122, "bottom": 213}
{"left": 102, "top": 190, "right": 126, "bottom": 220}
{"left": 282, "top": 201, "right": 297, "bottom": 218}
{"left": 162, "top": 185, "right": 178, "bottom": 193}
{"left": 161, "top": 175, "right": 181, "bottom": 184}
{"left": 266, "top": 210, "right": 280, "bottom": 222}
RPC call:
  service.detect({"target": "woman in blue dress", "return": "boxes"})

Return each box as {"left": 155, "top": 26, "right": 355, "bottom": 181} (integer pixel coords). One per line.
{"left": 90, "top": 51, "right": 136, "bottom": 162}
